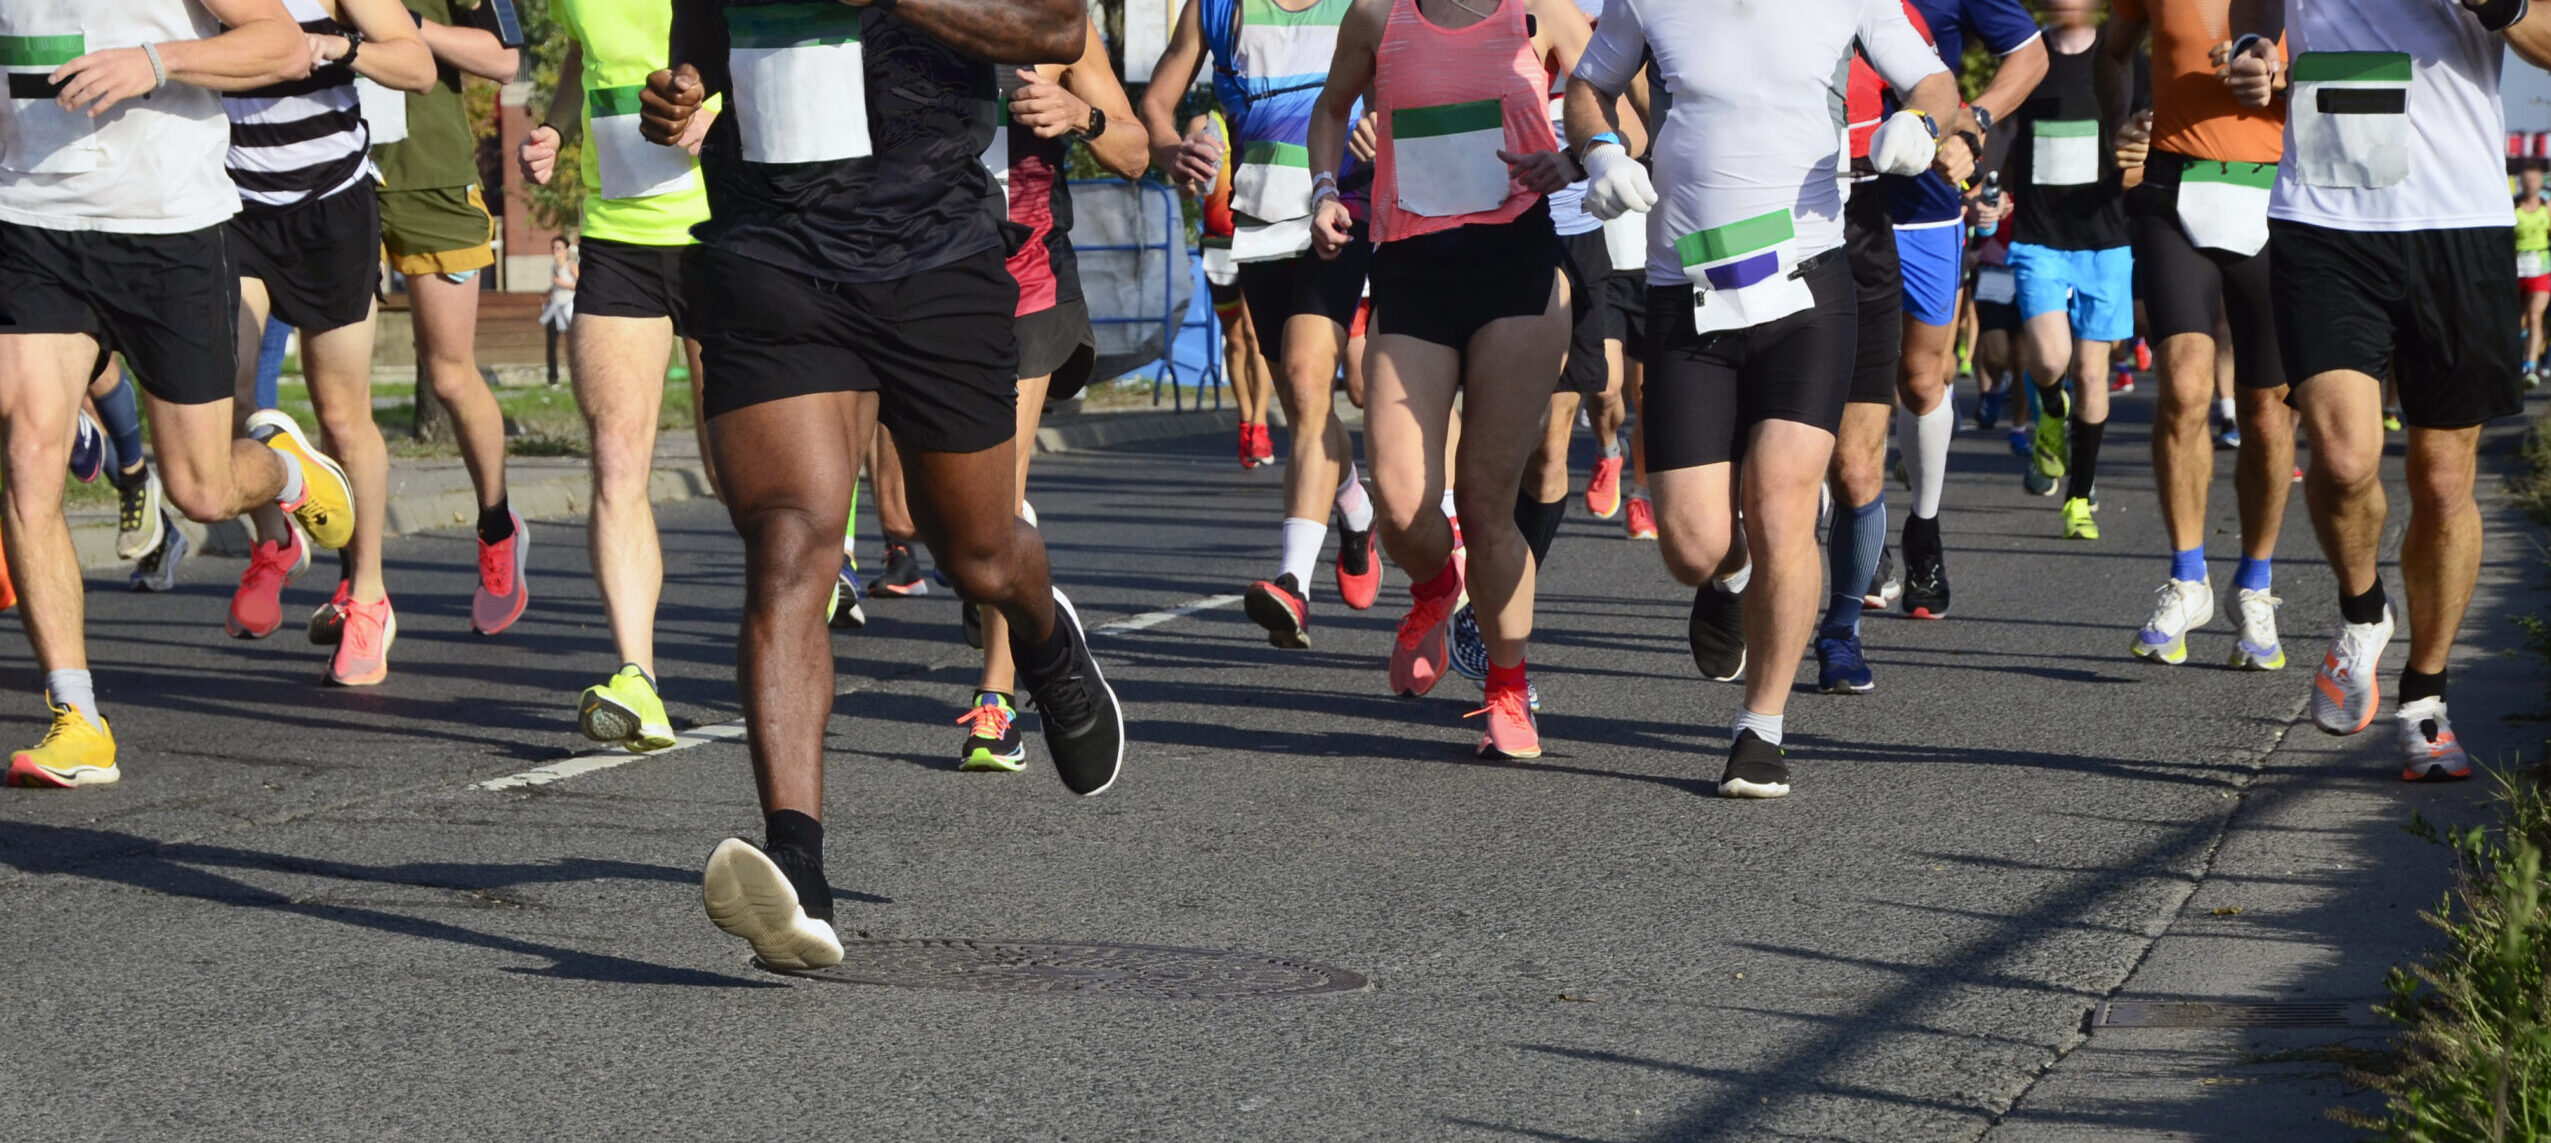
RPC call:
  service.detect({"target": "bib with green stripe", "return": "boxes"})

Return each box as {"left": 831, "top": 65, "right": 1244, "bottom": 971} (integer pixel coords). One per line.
{"left": 558, "top": 0, "right": 713, "bottom": 245}
{"left": 2289, "top": 51, "right": 2411, "bottom": 191}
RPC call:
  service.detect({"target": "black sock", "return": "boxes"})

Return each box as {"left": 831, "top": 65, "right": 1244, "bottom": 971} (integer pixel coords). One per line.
{"left": 114, "top": 464, "right": 147, "bottom": 492}
{"left": 1903, "top": 511, "right": 1942, "bottom": 555}
{"left": 1010, "top": 609, "right": 1075, "bottom": 683}
{"left": 2399, "top": 667, "right": 2448, "bottom": 706}
{"left": 764, "top": 809, "right": 823, "bottom": 864}
{"left": 2339, "top": 580, "right": 2389, "bottom": 626}
{"left": 2067, "top": 417, "right": 2106, "bottom": 501}
{"left": 338, "top": 550, "right": 353, "bottom": 584}
{"left": 1513, "top": 495, "right": 1567, "bottom": 568}
{"left": 477, "top": 498, "right": 515, "bottom": 545}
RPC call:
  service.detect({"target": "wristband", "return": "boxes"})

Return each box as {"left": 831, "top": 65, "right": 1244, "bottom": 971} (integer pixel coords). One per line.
{"left": 2471, "top": 0, "right": 2529, "bottom": 30}
{"left": 1313, "top": 171, "right": 1339, "bottom": 194}
{"left": 1585, "top": 130, "right": 1623, "bottom": 152}
{"left": 141, "top": 43, "right": 166, "bottom": 90}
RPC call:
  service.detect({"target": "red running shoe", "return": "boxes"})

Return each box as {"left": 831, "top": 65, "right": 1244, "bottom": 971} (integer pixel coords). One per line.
{"left": 1335, "top": 524, "right": 1379, "bottom": 610}
{"left": 1389, "top": 577, "right": 1463, "bottom": 697}
{"left": 1237, "top": 423, "right": 1257, "bottom": 468}
{"left": 472, "top": 509, "right": 529, "bottom": 635}
{"left": 1624, "top": 493, "right": 1659, "bottom": 540}
{"left": 1245, "top": 572, "right": 1311, "bottom": 648}
{"left": 227, "top": 526, "right": 309, "bottom": 638}
{"left": 1585, "top": 455, "right": 1623, "bottom": 519}
{"left": 1252, "top": 423, "right": 1275, "bottom": 467}
{"left": 1469, "top": 678, "right": 1541, "bottom": 759}
{"left": 2133, "top": 337, "right": 2152, "bottom": 371}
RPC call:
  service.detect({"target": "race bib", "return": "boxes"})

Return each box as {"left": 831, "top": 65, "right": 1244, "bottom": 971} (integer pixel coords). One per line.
{"left": 1390, "top": 99, "right": 1510, "bottom": 219}
{"left": 2031, "top": 119, "right": 2099, "bottom": 187}
{"left": 2175, "top": 160, "right": 2274, "bottom": 257}
{"left": 356, "top": 75, "right": 408, "bottom": 145}
{"left": 587, "top": 84, "right": 696, "bottom": 201}
{"left": 1678, "top": 209, "right": 1814, "bottom": 336}
{"left": 0, "top": 33, "right": 97, "bottom": 175}
{"left": 2290, "top": 52, "right": 2410, "bottom": 190}
{"left": 726, "top": 3, "right": 871, "bottom": 166}
{"left": 1603, "top": 209, "right": 1647, "bottom": 274}
{"left": 1230, "top": 215, "right": 1315, "bottom": 262}
{"left": 1201, "top": 234, "right": 1238, "bottom": 284}
{"left": 1974, "top": 264, "right": 2016, "bottom": 306}
{"left": 2521, "top": 250, "right": 2547, "bottom": 279}
{"left": 1231, "top": 139, "right": 1313, "bottom": 224}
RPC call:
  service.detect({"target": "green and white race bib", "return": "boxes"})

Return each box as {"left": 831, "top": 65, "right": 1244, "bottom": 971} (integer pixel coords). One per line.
{"left": 1229, "top": 214, "right": 1314, "bottom": 262}
{"left": 1231, "top": 139, "right": 1313, "bottom": 224}
{"left": 1390, "top": 99, "right": 1511, "bottom": 219}
{"left": 2521, "top": 250, "right": 2547, "bottom": 279}
{"left": 1678, "top": 209, "right": 1814, "bottom": 336}
{"left": 2031, "top": 119, "right": 2099, "bottom": 187}
{"left": 355, "top": 75, "right": 407, "bottom": 145}
{"left": 1603, "top": 210, "right": 1646, "bottom": 274}
{"left": 725, "top": 3, "right": 871, "bottom": 166}
{"left": 0, "top": 33, "right": 96, "bottom": 175}
{"left": 2290, "top": 51, "right": 2410, "bottom": 190}
{"left": 588, "top": 84, "right": 695, "bottom": 201}
{"left": 2176, "top": 160, "right": 2274, "bottom": 257}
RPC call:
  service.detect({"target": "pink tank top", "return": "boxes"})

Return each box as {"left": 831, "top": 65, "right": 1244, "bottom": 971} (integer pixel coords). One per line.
{"left": 1370, "top": 0, "right": 1559, "bottom": 244}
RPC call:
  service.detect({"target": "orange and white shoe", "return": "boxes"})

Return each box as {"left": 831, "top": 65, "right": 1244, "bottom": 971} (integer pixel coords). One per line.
{"left": 7, "top": 702, "right": 115, "bottom": 788}
{"left": 472, "top": 510, "right": 529, "bottom": 635}
{"left": 1624, "top": 492, "right": 1658, "bottom": 540}
{"left": 326, "top": 594, "right": 396, "bottom": 687}
{"left": 2310, "top": 607, "right": 2393, "bottom": 736}
{"left": 1389, "top": 578, "right": 1463, "bottom": 697}
{"left": 1585, "top": 455, "right": 1624, "bottom": 519}
{"left": 227, "top": 526, "right": 309, "bottom": 639}
{"left": 1469, "top": 679, "right": 1541, "bottom": 760}
{"left": 2396, "top": 697, "right": 2471, "bottom": 782}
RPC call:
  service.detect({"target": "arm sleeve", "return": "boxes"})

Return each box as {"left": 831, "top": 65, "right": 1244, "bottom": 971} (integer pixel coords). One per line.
{"left": 1863, "top": 0, "right": 1951, "bottom": 94}
{"left": 1968, "top": 0, "right": 2044, "bottom": 57}
{"left": 1572, "top": 0, "right": 1644, "bottom": 94}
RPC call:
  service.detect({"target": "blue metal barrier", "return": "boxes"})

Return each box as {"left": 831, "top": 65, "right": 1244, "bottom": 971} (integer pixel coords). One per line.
{"left": 1068, "top": 178, "right": 1222, "bottom": 411}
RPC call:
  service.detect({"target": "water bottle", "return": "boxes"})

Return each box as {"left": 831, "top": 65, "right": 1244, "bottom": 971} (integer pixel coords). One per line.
{"left": 1972, "top": 171, "right": 2003, "bottom": 239}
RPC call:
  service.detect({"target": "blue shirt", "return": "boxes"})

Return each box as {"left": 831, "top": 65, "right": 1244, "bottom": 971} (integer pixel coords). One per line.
{"left": 1885, "top": 0, "right": 2041, "bottom": 226}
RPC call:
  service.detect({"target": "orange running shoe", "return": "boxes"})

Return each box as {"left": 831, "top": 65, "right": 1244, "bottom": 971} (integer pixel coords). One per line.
{"left": 1624, "top": 492, "right": 1659, "bottom": 540}
{"left": 1389, "top": 578, "right": 1463, "bottom": 697}
{"left": 1585, "top": 455, "right": 1624, "bottom": 519}
{"left": 1469, "top": 679, "right": 1541, "bottom": 759}
{"left": 227, "top": 526, "right": 309, "bottom": 639}
{"left": 327, "top": 595, "right": 396, "bottom": 687}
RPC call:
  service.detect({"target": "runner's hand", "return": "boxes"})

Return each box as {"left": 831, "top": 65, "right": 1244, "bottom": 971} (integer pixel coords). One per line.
{"left": 2113, "top": 110, "right": 2153, "bottom": 172}
{"left": 1968, "top": 188, "right": 2012, "bottom": 229}
{"left": 1350, "top": 112, "right": 1379, "bottom": 162}
{"left": 51, "top": 47, "right": 158, "bottom": 118}
{"left": 639, "top": 64, "right": 705, "bottom": 146}
{"left": 1009, "top": 67, "right": 1089, "bottom": 140}
{"left": 1158, "top": 128, "right": 1221, "bottom": 196}
{"left": 2214, "top": 38, "right": 2280, "bottom": 109}
{"left": 676, "top": 107, "right": 714, "bottom": 155}
{"left": 1933, "top": 130, "right": 1976, "bottom": 184}
{"left": 1500, "top": 149, "right": 1574, "bottom": 195}
{"left": 1868, "top": 110, "right": 1940, "bottom": 178}
{"left": 1312, "top": 195, "right": 1353, "bottom": 260}
{"left": 1580, "top": 144, "right": 1656, "bottom": 221}
{"left": 520, "top": 124, "right": 562, "bottom": 185}
{"left": 308, "top": 33, "right": 352, "bottom": 70}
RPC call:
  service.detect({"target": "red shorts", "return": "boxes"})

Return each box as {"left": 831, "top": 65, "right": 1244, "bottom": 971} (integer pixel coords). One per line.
{"left": 1350, "top": 297, "right": 1371, "bottom": 339}
{"left": 2523, "top": 274, "right": 2550, "bottom": 295}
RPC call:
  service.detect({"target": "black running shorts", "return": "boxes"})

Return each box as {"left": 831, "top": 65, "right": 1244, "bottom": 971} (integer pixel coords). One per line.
{"left": 575, "top": 236, "right": 693, "bottom": 336}
{"left": 1643, "top": 252, "right": 1856, "bottom": 471}
{"left": 1558, "top": 227, "right": 1639, "bottom": 397}
{"left": 1973, "top": 265, "right": 2022, "bottom": 335}
{"left": 689, "top": 244, "right": 1021, "bottom": 453}
{"left": 2128, "top": 153, "right": 2284, "bottom": 390}
{"left": 232, "top": 182, "right": 381, "bottom": 335}
{"left": 1843, "top": 179, "right": 1903, "bottom": 406}
{"left": 1234, "top": 224, "right": 1370, "bottom": 364}
{"left": 1017, "top": 295, "right": 1096, "bottom": 399}
{"left": 1369, "top": 198, "right": 1565, "bottom": 350}
{"left": 0, "top": 221, "right": 238, "bottom": 405}
{"left": 2269, "top": 219, "right": 2520, "bottom": 429}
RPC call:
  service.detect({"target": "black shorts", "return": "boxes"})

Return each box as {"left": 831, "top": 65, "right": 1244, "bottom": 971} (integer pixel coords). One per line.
{"left": 2128, "top": 156, "right": 2284, "bottom": 390}
{"left": 0, "top": 221, "right": 237, "bottom": 405}
{"left": 689, "top": 245, "right": 1020, "bottom": 453}
{"left": 1559, "top": 227, "right": 1622, "bottom": 396}
{"left": 1643, "top": 252, "right": 1855, "bottom": 471}
{"left": 232, "top": 183, "right": 380, "bottom": 335}
{"left": 1610, "top": 272, "right": 1648, "bottom": 363}
{"left": 1018, "top": 295, "right": 1096, "bottom": 400}
{"left": 576, "top": 236, "right": 692, "bottom": 336}
{"left": 2269, "top": 219, "right": 2519, "bottom": 429}
{"left": 1369, "top": 199, "right": 1564, "bottom": 350}
{"left": 1973, "top": 265, "right": 2022, "bottom": 334}
{"left": 1234, "top": 225, "right": 1370, "bottom": 363}
{"left": 1843, "top": 179, "right": 1903, "bottom": 405}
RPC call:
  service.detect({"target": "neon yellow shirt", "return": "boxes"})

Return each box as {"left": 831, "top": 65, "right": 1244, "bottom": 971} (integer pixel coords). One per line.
{"left": 556, "top": 0, "right": 715, "bottom": 246}
{"left": 2518, "top": 199, "right": 2551, "bottom": 255}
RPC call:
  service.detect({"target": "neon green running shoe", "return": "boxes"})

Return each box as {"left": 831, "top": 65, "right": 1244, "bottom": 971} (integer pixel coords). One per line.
{"left": 956, "top": 691, "right": 1026, "bottom": 772}
{"left": 579, "top": 664, "right": 678, "bottom": 752}
{"left": 2032, "top": 387, "right": 2070, "bottom": 482}
{"left": 2061, "top": 496, "right": 2100, "bottom": 541}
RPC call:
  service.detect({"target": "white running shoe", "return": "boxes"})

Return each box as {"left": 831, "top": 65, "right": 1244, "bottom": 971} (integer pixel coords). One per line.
{"left": 2396, "top": 697, "right": 2472, "bottom": 782}
{"left": 2129, "top": 578, "right": 2215, "bottom": 665}
{"left": 701, "top": 839, "right": 842, "bottom": 970}
{"left": 2228, "top": 588, "right": 2286, "bottom": 671}
{"left": 2311, "top": 607, "right": 2394, "bottom": 736}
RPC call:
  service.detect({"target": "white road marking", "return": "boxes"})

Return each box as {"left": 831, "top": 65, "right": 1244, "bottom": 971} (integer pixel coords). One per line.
{"left": 1093, "top": 593, "right": 1245, "bottom": 636}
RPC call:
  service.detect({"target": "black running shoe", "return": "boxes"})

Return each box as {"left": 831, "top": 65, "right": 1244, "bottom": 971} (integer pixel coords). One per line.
{"left": 1019, "top": 588, "right": 1123, "bottom": 795}
{"left": 1718, "top": 729, "right": 1791, "bottom": 799}
{"left": 868, "top": 540, "right": 929, "bottom": 597}
{"left": 1900, "top": 522, "right": 1951, "bottom": 620}
{"left": 1862, "top": 545, "right": 1901, "bottom": 610}
{"left": 1688, "top": 582, "right": 1746, "bottom": 682}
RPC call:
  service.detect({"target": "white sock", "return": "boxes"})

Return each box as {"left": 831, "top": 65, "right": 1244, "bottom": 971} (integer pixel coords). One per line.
{"left": 2214, "top": 396, "right": 2235, "bottom": 423}
{"left": 1019, "top": 499, "right": 1038, "bottom": 528}
{"left": 1335, "top": 463, "right": 1374, "bottom": 531}
{"left": 1280, "top": 516, "right": 1326, "bottom": 592}
{"left": 1440, "top": 488, "right": 1458, "bottom": 521}
{"left": 1715, "top": 561, "right": 1752, "bottom": 595}
{"left": 1899, "top": 398, "right": 1954, "bottom": 519}
{"left": 44, "top": 670, "right": 102, "bottom": 732}
{"left": 272, "top": 448, "right": 306, "bottom": 506}
{"left": 1732, "top": 707, "right": 1783, "bottom": 748}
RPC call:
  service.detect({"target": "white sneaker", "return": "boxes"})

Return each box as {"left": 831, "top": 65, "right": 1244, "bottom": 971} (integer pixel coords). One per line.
{"left": 2396, "top": 697, "right": 2472, "bottom": 782}
{"left": 2227, "top": 588, "right": 2286, "bottom": 671}
{"left": 2311, "top": 607, "right": 2394, "bottom": 736}
{"left": 114, "top": 468, "right": 164, "bottom": 561}
{"left": 701, "top": 839, "right": 842, "bottom": 970}
{"left": 2129, "top": 578, "right": 2215, "bottom": 665}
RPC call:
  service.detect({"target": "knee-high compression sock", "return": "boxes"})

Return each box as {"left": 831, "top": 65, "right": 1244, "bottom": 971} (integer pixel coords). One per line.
{"left": 1335, "top": 461, "right": 1375, "bottom": 531}
{"left": 1899, "top": 398, "right": 1955, "bottom": 520}
{"left": 1514, "top": 494, "right": 1567, "bottom": 567}
{"left": 94, "top": 379, "right": 143, "bottom": 480}
{"left": 2067, "top": 417, "right": 2107, "bottom": 502}
{"left": 1280, "top": 517, "right": 1326, "bottom": 592}
{"left": 1823, "top": 495, "right": 1887, "bottom": 637}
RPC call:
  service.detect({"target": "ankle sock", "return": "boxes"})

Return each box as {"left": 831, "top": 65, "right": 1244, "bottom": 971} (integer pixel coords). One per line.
{"left": 1439, "top": 488, "right": 1458, "bottom": 522}
{"left": 1335, "top": 463, "right": 1375, "bottom": 531}
{"left": 1825, "top": 495, "right": 1885, "bottom": 636}
{"left": 1010, "top": 609, "right": 1075, "bottom": 681}
{"left": 2214, "top": 396, "right": 2236, "bottom": 423}
{"left": 1602, "top": 439, "right": 1623, "bottom": 460}
{"left": 1732, "top": 708, "right": 1784, "bottom": 748}
{"left": 2399, "top": 667, "right": 2447, "bottom": 706}
{"left": 1514, "top": 495, "right": 1566, "bottom": 567}
{"left": 2339, "top": 580, "right": 2389, "bottom": 626}
{"left": 1486, "top": 658, "right": 1527, "bottom": 693}
{"left": 2171, "top": 547, "right": 2206, "bottom": 584}
{"left": 477, "top": 499, "right": 515, "bottom": 545}
{"left": 272, "top": 448, "right": 306, "bottom": 505}
{"left": 1412, "top": 556, "right": 1462, "bottom": 601}
{"left": 43, "top": 670, "right": 102, "bottom": 731}
{"left": 1279, "top": 516, "right": 1326, "bottom": 592}
{"left": 2235, "top": 556, "right": 2273, "bottom": 593}
{"left": 2067, "top": 417, "right": 2106, "bottom": 502}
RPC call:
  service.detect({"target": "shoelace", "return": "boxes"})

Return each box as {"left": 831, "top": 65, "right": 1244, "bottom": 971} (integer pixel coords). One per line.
{"left": 1824, "top": 637, "right": 1866, "bottom": 672}
{"left": 1029, "top": 670, "right": 1096, "bottom": 734}
{"left": 2151, "top": 582, "right": 2206, "bottom": 628}
{"left": 955, "top": 701, "right": 1013, "bottom": 740}
{"left": 342, "top": 601, "right": 384, "bottom": 657}
{"left": 1396, "top": 593, "right": 1454, "bottom": 651}
{"left": 1465, "top": 685, "right": 1532, "bottom": 727}
{"left": 243, "top": 539, "right": 296, "bottom": 590}
{"left": 33, "top": 707, "right": 78, "bottom": 748}
{"left": 479, "top": 537, "right": 514, "bottom": 597}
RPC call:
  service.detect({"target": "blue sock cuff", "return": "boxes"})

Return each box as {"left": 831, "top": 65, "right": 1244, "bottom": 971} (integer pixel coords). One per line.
{"left": 2171, "top": 547, "right": 2207, "bottom": 583}
{"left": 2235, "top": 556, "right": 2273, "bottom": 592}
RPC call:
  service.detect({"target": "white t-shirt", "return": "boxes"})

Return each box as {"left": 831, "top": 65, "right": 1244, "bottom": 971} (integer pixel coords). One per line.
{"left": 1575, "top": 0, "right": 1945, "bottom": 286}
{"left": 2268, "top": 0, "right": 2513, "bottom": 232}
{"left": 0, "top": 0, "right": 238, "bottom": 234}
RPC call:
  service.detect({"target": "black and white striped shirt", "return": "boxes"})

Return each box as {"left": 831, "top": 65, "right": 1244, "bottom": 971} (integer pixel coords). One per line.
{"left": 223, "top": 0, "right": 373, "bottom": 213}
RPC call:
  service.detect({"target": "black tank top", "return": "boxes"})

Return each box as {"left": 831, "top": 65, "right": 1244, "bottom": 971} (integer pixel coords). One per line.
{"left": 2010, "top": 28, "right": 2130, "bottom": 253}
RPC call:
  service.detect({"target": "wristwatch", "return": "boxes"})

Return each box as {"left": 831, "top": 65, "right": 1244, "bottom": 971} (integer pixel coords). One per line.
{"left": 1968, "top": 104, "right": 1994, "bottom": 137}
{"left": 339, "top": 26, "right": 364, "bottom": 69}
{"left": 1071, "top": 104, "right": 1106, "bottom": 141}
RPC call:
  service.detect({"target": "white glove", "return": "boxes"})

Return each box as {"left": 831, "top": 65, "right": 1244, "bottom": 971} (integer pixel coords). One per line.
{"left": 1582, "top": 144, "right": 1658, "bottom": 221}
{"left": 1868, "top": 110, "right": 1940, "bottom": 178}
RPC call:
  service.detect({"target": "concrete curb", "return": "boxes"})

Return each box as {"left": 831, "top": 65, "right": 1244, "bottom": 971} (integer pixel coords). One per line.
{"left": 70, "top": 407, "right": 1233, "bottom": 571}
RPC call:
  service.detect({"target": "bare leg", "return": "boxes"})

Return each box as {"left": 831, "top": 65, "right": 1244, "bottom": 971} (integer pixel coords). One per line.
{"left": 408, "top": 272, "right": 509, "bottom": 512}
{"left": 2399, "top": 425, "right": 2484, "bottom": 675}
{"left": 1738, "top": 419, "right": 1842, "bottom": 719}
{"left": 572, "top": 313, "right": 679, "bottom": 675}
{"left": 978, "top": 372, "right": 1053, "bottom": 696}
{"left": 2294, "top": 369, "right": 2388, "bottom": 600}
{"left": 302, "top": 307, "right": 390, "bottom": 601}
{"left": 2153, "top": 331, "right": 2216, "bottom": 552}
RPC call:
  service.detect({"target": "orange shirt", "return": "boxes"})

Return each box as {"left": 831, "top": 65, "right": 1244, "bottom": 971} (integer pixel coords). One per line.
{"left": 2114, "top": 0, "right": 2285, "bottom": 163}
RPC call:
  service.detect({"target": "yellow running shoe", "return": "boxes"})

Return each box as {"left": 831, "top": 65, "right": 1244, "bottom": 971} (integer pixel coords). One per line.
{"left": 8, "top": 703, "right": 116, "bottom": 787}
{"left": 579, "top": 665, "right": 678, "bottom": 752}
{"left": 248, "top": 409, "right": 355, "bottom": 550}
{"left": 2061, "top": 496, "right": 2100, "bottom": 540}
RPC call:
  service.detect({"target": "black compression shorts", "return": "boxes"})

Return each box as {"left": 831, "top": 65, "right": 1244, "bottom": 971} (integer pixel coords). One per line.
{"left": 1643, "top": 252, "right": 1856, "bottom": 470}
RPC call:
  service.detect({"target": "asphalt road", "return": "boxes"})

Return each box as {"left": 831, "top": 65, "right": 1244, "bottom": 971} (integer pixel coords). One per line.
{"left": 0, "top": 387, "right": 2535, "bottom": 1142}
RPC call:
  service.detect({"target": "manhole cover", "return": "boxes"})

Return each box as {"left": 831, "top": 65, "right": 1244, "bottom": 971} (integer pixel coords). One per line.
{"left": 762, "top": 939, "right": 1371, "bottom": 999}
{"left": 2095, "top": 1000, "right": 2376, "bottom": 1028}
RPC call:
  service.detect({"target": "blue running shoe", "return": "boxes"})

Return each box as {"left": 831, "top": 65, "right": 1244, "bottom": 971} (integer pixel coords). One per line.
{"left": 1976, "top": 389, "right": 2005, "bottom": 430}
{"left": 1449, "top": 602, "right": 1488, "bottom": 683}
{"left": 1816, "top": 632, "right": 1875, "bottom": 694}
{"left": 68, "top": 411, "right": 104, "bottom": 483}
